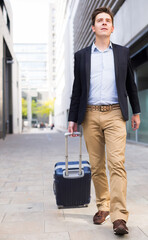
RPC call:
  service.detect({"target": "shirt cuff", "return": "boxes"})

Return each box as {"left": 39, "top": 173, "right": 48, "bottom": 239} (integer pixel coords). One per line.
{"left": 134, "top": 113, "right": 141, "bottom": 115}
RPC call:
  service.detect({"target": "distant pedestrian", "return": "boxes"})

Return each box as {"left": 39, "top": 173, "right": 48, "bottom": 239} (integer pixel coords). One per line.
{"left": 68, "top": 7, "right": 140, "bottom": 235}
{"left": 50, "top": 123, "right": 54, "bottom": 130}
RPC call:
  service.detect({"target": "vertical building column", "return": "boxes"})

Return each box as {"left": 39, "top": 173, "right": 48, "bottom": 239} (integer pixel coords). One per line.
{"left": 27, "top": 90, "right": 32, "bottom": 128}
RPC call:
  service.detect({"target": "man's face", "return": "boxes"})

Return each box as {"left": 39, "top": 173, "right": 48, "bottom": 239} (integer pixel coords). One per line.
{"left": 92, "top": 12, "right": 114, "bottom": 38}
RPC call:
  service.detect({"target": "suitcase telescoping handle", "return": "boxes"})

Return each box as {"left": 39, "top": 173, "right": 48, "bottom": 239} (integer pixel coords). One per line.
{"left": 64, "top": 132, "right": 82, "bottom": 176}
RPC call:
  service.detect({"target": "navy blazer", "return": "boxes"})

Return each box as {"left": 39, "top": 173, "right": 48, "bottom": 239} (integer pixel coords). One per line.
{"left": 68, "top": 43, "right": 141, "bottom": 125}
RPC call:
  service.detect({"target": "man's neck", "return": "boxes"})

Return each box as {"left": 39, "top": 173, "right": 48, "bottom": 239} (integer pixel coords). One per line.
{"left": 95, "top": 38, "right": 110, "bottom": 51}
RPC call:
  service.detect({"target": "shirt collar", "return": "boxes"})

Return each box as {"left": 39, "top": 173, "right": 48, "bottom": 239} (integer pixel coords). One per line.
{"left": 91, "top": 41, "right": 112, "bottom": 53}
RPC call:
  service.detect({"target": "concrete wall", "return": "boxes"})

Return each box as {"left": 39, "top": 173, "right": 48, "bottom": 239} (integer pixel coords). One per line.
{"left": 12, "top": 58, "right": 22, "bottom": 133}
{"left": 0, "top": 0, "right": 22, "bottom": 137}
{"left": 111, "top": 0, "right": 148, "bottom": 45}
{"left": 0, "top": 3, "right": 13, "bottom": 136}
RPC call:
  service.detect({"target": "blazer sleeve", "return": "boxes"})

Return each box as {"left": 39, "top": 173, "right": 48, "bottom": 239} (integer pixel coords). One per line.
{"left": 68, "top": 52, "right": 82, "bottom": 122}
{"left": 126, "top": 49, "right": 141, "bottom": 114}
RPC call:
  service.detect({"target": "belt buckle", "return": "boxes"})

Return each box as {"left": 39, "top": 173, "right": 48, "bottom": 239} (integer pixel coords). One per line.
{"left": 100, "top": 105, "right": 110, "bottom": 112}
{"left": 100, "top": 106, "right": 105, "bottom": 112}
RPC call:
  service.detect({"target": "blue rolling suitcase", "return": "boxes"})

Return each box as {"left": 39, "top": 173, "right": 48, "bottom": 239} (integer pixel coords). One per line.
{"left": 53, "top": 132, "right": 91, "bottom": 208}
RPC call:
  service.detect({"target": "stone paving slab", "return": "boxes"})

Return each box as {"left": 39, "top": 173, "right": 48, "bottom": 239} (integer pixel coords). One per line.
{"left": 69, "top": 227, "right": 148, "bottom": 240}
{"left": 0, "top": 232, "right": 70, "bottom": 240}
{"left": 0, "top": 220, "right": 44, "bottom": 234}
{"left": 0, "top": 129, "right": 148, "bottom": 239}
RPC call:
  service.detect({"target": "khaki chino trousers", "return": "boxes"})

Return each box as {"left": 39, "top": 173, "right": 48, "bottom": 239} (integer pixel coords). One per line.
{"left": 82, "top": 107, "right": 129, "bottom": 222}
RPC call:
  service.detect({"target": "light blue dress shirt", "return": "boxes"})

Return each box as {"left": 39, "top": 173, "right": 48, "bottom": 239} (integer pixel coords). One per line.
{"left": 88, "top": 42, "right": 119, "bottom": 105}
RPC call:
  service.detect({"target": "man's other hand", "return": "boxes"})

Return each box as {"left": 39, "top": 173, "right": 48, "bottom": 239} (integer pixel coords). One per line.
{"left": 131, "top": 114, "right": 140, "bottom": 131}
{"left": 68, "top": 121, "right": 77, "bottom": 136}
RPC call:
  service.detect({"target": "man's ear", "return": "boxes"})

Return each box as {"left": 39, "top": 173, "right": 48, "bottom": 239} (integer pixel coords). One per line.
{"left": 92, "top": 25, "right": 95, "bottom": 33}
{"left": 111, "top": 26, "right": 114, "bottom": 33}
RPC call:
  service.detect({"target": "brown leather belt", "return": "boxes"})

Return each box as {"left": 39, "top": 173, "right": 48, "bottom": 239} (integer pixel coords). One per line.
{"left": 87, "top": 104, "right": 120, "bottom": 112}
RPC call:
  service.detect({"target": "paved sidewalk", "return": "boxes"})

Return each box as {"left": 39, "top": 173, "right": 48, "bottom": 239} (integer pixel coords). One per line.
{"left": 0, "top": 128, "right": 148, "bottom": 240}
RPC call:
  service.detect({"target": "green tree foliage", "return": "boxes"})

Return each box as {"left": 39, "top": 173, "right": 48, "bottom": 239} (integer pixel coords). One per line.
{"left": 22, "top": 98, "right": 27, "bottom": 119}
{"left": 32, "top": 100, "right": 38, "bottom": 116}
{"left": 22, "top": 98, "right": 55, "bottom": 119}
{"left": 37, "top": 99, "right": 55, "bottom": 117}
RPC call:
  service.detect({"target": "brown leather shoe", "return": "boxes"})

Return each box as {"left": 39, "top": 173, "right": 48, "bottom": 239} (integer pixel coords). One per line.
{"left": 93, "top": 210, "right": 110, "bottom": 224}
{"left": 113, "top": 219, "right": 129, "bottom": 235}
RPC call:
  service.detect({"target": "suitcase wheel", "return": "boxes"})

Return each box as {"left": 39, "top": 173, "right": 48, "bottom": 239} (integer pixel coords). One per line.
{"left": 53, "top": 181, "right": 56, "bottom": 195}
{"left": 58, "top": 205, "right": 63, "bottom": 209}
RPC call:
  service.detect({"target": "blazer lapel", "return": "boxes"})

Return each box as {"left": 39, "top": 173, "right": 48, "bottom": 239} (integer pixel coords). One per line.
{"left": 85, "top": 46, "right": 91, "bottom": 98}
{"left": 112, "top": 43, "right": 119, "bottom": 88}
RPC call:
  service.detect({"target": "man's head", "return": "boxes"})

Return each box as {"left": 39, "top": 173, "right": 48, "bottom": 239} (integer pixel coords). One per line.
{"left": 91, "top": 7, "right": 114, "bottom": 26}
{"left": 91, "top": 7, "right": 114, "bottom": 38}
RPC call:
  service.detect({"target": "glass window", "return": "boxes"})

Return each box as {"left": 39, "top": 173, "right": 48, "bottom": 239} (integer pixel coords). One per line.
{"left": 0, "top": 0, "right": 3, "bottom": 10}
{"left": 21, "top": 71, "right": 47, "bottom": 80}
{"left": 19, "top": 62, "right": 46, "bottom": 70}
{"left": 14, "top": 44, "right": 47, "bottom": 53}
{"left": 16, "top": 53, "right": 47, "bottom": 62}
{"left": 137, "top": 61, "right": 148, "bottom": 143}
{"left": 127, "top": 46, "right": 148, "bottom": 144}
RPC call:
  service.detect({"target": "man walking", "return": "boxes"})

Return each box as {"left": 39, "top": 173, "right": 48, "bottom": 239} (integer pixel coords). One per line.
{"left": 68, "top": 7, "right": 141, "bottom": 235}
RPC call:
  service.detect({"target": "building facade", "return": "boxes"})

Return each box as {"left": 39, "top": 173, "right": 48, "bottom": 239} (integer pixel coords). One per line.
{"left": 54, "top": 0, "right": 148, "bottom": 144}
{"left": 14, "top": 43, "right": 50, "bottom": 127}
{"left": 0, "top": 0, "right": 22, "bottom": 139}
{"left": 48, "top": 1, "right": 56, "bottom": 125}
{"left": 111, "top": 0, "right": 148, "bottom": 144}
{"left": 48, "top": 1, "right": 56, "bottom": 99}
{"left": 54, "top": 0, "right": 79, "bottom": 130}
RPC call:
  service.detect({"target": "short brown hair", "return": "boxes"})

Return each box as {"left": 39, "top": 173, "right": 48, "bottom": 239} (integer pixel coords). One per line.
{"left": 91, "top": 7, "right": 114, "bottom": 26}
